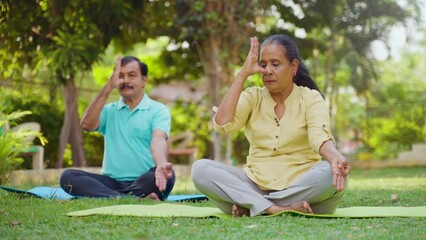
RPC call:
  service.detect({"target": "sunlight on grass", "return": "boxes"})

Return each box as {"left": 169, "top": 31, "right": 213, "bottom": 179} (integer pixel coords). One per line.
{"left": 172, "top": 167, "right": 426, "bottom": 194}
{"left": 349, "top": 177, "right": 426, "bottom": 190}
{"left": 171, "top": 177, "right": 198, "bottom": 194}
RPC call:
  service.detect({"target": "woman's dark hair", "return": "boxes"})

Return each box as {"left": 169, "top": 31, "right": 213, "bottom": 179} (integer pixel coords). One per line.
{"left": 261, "top": 34, "right": 320, "bottom": 92}
{"left": 121, "top": 56, "right": 148, "bottom": 77}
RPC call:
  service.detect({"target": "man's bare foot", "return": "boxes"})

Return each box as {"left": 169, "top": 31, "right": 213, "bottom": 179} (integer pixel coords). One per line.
{"left": 231, "top": 204, "right": 250, "bottom": 217}
{"left": 265, "top": 201, "right": 313, "bottom": 215}
{"left": 147, "top": 192, "right": 160, "bottom": 201}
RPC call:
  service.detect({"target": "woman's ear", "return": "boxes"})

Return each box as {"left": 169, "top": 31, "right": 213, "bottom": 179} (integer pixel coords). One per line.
{"left": 291, "top": 59, "right": 299, "bottom": 76}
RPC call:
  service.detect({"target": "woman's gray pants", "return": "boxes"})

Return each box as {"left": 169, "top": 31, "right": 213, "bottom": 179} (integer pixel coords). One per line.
{"left": 191, "top": 159, "right": 346, "bottom": 216}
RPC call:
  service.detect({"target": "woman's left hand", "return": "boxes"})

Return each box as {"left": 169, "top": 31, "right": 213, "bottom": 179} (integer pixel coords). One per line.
{"left": 319, "top": 140, "right": 351, "bottom": 191}
{"left": 331, "top": 157, "right": 350, "bottom": 191}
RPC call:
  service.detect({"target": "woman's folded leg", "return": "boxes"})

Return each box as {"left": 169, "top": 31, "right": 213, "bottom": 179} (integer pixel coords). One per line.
{"left": 192, "top": 159, "right": 273, "bottom": 216}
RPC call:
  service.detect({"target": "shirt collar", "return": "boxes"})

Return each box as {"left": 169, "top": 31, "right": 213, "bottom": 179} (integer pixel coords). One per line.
{"left": 116, "top": 93, "right": 152, "bottom": 110}
{"left": 261, "top": 83, "right": 300, "bottom": 105}
{"left": 284, "top": 83, "right": 300, "bottom": 104}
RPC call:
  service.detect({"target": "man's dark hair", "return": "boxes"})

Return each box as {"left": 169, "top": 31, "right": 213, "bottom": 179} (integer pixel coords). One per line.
{"left": 121, "top": 56, "right": 148, "bottom": 76}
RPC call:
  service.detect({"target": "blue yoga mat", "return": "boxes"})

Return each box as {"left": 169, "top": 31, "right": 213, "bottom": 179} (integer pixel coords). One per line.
{"left": 0, "top": 186, "right": 207, "bottom": 202}
{"left": 0, "top": 186, "right": 75, "bottom": 200}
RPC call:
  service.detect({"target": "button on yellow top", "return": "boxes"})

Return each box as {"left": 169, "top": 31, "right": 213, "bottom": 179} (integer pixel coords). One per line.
{"left": 213, "top": 84, "right": 334, "bottom": 190}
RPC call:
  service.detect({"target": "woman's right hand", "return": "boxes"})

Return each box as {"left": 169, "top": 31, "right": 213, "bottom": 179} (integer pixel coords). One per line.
{"left": 239, "top": 37, "right": 267, "bottom": 77}
{"left": 214, "top": 37, "right": 265, "bottom": 126}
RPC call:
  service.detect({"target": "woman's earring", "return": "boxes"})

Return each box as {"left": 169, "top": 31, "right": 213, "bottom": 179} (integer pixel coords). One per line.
{"left": 292, "top": 71, "right": 296, "bottom": 76}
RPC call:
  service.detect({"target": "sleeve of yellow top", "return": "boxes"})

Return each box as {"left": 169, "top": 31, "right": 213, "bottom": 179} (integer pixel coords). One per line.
{"left": 212, "top": 89, "right": 253, "bottom": 134}
{"left": 306, "top": 91, "right": 336, "bottom": 153}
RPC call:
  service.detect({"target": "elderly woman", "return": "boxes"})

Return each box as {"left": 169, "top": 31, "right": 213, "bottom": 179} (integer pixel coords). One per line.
{"left": 192, "top": 34, "right": 350, "bottom": 217}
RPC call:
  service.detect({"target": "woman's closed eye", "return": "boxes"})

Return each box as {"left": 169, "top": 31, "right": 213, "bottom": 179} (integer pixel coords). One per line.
{"left": 259, "top": 62, "right": 280, "bottom": 69}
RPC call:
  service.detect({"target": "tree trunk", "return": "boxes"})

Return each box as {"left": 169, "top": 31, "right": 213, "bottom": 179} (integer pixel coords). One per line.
{"left": 363, "top": 93, "right": 371, "bottom": 151}
{"left": 200, "top": 36, "right": 235, "bottom": 163}
{"left": 208, "top": 39, "right": 223, "bottom": 162}
{"left": 55, "top": 76, "right": 86, "bottom": 168}
{"left": 324, "top": 7, "right": 338, "bottom": 136}
{"left": 192, "top": 0, "right": 253, "bottom": 163}
{"left": 225, "top": 133, "right": 233, "bottom": 164}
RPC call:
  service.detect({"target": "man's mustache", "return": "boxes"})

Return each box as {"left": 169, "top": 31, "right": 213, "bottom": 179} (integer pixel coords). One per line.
{"left": 119, "top": 84, "right": 134, "bottom": 90}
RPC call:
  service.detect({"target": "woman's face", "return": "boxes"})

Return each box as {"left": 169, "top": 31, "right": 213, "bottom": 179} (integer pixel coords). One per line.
{"left": 259, "top": 43, "right": 298, "bottom": 93}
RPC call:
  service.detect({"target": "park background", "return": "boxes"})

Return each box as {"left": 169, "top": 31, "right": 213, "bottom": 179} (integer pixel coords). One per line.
{"left": 1, "top": 2, "right": 425, "bottom": 239}
{"left": 1, "top": 0, "right": 425, "bottom": 177}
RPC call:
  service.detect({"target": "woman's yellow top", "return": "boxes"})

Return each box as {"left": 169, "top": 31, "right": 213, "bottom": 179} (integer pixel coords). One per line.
{"left": 213, "top": 84, "right": 334, "bottom": 190}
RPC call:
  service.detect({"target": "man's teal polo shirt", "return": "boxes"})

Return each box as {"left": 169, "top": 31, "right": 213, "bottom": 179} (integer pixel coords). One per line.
{"left": 97, "top": 94, "right": 171, "bottom": 181}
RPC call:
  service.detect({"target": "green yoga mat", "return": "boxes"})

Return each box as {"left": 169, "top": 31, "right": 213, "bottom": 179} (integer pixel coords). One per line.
{"left": 67, "top": 203, "right": 426, "bottom": 218}
{"left": 68, "top": 203, "right": 227, "bottom": 218}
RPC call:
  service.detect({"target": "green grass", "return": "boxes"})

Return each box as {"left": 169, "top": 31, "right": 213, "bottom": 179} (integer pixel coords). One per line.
{"left": 1, "top": 167, "right": 425, "bottom": 240}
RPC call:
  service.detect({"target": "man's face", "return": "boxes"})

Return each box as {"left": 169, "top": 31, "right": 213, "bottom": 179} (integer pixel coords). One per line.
{"left": 118, "top": 61, "right": 146, "bottom": 100}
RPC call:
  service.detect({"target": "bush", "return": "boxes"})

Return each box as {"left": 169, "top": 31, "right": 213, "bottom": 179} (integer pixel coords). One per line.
{"left": 1, "top": 92, "right": 64, "bottom": 168}
{"left": 170, "top": 100, "right": 211, "bottom": 160}
{"left": 0, "top": 111, "right": 46, "bottom": 184}
{"left": 84, "top": 131, "right": 104, "bottom": 166}
{"left": 0, "top": 89, "right": 110, "bottom": 168}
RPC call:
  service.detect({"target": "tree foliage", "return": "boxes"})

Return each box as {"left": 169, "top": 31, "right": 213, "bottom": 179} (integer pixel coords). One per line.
{"left": 364, "top": 50, "right": 426, "bottom": 159}
{"left": 1, "top": 0, "right": 147, "bottom": 167}
{"left": 1, "top": 0, "right": 424, "bottom": 166}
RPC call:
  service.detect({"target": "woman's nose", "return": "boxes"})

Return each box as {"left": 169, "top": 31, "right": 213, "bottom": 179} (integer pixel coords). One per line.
{"left": 264, "top": 66, "right": 272, "bottom": 75}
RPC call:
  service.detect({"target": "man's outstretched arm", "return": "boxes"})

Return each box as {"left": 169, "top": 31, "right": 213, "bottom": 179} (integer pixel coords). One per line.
{"left": 151, "top": 129, "right": 173, "bottom": 191}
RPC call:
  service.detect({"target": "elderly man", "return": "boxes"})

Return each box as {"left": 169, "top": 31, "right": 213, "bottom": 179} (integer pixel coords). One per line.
{"left": 60, "top": 56, "right": 175, "bottom": 200}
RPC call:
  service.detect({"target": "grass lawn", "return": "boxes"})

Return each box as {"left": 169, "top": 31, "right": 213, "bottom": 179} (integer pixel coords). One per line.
{"left": 0, "top": 166, "right": 425, "bottom": 240}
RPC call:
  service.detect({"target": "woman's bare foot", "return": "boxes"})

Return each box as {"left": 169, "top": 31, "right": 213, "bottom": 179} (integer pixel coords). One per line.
{"left": 265, "top": 201, "right": 313, "bottom": 215}
{"left": 231, "top": 204, "right": 250, "bottom": 217}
